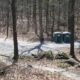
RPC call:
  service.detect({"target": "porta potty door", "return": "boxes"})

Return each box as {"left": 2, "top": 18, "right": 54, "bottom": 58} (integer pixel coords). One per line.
{"left": 53, "top": 32, "right": 63, "bottom": 43}
{"left": 63, "top": 32, "right": 71, "bottom": 43}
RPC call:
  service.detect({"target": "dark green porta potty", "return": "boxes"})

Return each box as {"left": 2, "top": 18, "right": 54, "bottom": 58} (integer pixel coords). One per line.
{"left": 53, "top": 32, "right": 63, "bottom": 43}
{"left": 63, "top": 32, "right": 71, "bottom": 43}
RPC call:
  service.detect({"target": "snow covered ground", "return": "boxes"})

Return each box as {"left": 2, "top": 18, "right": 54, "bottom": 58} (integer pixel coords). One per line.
{"left": 0, "top": 37, "right": 79, "bottom": 57}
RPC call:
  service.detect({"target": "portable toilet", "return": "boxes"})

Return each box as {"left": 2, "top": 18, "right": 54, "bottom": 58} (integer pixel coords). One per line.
{"left": 53, "top": 32, "right": 63, "bottom": 43}
{"left": 63, "top": 32, "right": 71, "bottom": 43}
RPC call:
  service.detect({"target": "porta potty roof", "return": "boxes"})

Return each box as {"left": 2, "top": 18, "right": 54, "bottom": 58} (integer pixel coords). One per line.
{"left": 63, "top": 31, "right": 71, "bottom": 34}
{"left": 53, "top": 32, "right": 62, "bottom": 34}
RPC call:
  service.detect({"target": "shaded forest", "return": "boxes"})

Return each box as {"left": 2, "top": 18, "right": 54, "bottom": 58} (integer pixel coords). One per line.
{"left": 0, "top": 0, "right": 80, "bottom": 40}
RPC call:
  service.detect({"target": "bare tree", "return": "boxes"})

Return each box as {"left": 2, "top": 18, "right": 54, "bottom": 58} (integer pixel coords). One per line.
{"left": 5, "top": 0, "right": 10, "bottom": 39}
{"left": 38, "top": 0, "right": 44, "bottom": 43}
{"left": 57, "top": 0, "right": 61, "bottom": 31}
{"left": 26, "top": 0, "right": 30, "bottom": 32}
{"left": 11, "top": 0, "right": 19, "bottom": 62}
{"left": 68, "top": 0, "right": 80, "bottom": 62}
{"left": 45, "top": 0, "right": 49, "bottom": 36}
{"left": 33, "top": 0, "right": 37, "bottom": 34}
{"left": 51, "top": 5, "right": 54, "bottom": 41}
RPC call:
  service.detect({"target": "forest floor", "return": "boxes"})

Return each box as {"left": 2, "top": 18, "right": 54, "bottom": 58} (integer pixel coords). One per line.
{"left": 0, "top": 36, "right": 80, "bottom": 80}
{"left": 0, "top": 56, "right": 80, "bottom": 80}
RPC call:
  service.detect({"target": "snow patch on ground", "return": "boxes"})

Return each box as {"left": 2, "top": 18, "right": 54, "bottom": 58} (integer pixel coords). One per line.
{"left": 0, "top": 38, "right": 79, "bottom": 57}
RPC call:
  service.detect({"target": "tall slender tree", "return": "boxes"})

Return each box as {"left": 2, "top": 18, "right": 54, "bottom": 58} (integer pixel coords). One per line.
{"left": 57, "top": 0, "right": 61, "bottom": 31}
{"left": 45, "top": 0, "right": 49, "bottom": 36}
{"left": 51, "top": 5, "right": 54, "bottom": 41}
{"left": 5, "top": 0, "right": 10, "bottom": 39}
{"left": 68, "top": 0, "right": 80, "bottom": 62}
{"left": 26, "top": 0, "right": 30, "bottom": 32}
{"left": 33, "top": 0, "right": 37, "bottom": 34}
{"left": 38, "top": 0, "right": 44, "bottom": 43}
{"left": 11, "top": 0, "right": 19, "bottom": 62}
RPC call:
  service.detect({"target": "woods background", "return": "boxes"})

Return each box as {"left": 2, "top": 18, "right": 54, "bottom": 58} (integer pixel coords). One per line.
{"left": 0, "top": 0, "right": 80, "bottom": 41}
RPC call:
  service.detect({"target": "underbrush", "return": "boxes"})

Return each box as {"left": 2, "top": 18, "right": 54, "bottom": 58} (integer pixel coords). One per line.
{"left": 0, "top": 60, "right": 73, "bottom": 80}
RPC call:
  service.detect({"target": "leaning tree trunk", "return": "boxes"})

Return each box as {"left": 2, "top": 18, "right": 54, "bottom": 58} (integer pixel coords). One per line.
{"left": 11, "top": 0, "right": 19, "bottom": 62}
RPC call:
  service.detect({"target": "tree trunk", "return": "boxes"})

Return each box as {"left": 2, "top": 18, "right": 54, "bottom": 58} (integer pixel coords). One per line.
{"left": 33, "top": 0, "right": 37, "bottom": 34}
{"left": 45, "top": 0, "right": 49, "bottom": 36}
{"left": 11, "top": 0, "right": 19, "bottom": 62}
{"left": 57, "top": 0, "right": 60, "bottom": 31}
{"left": 26, "top": 0, "right": 30, "bottom": 33}
{"left": 6, "top": 0, "right": 10, "bottom": 39}
{"left": 68, "top": 0, "right": 80, "bottom": 62}
{"left": 38, "top": 0, "right": 44, "bottom": 43}
{"left": 51, "top": 5, "right": 54, "bottom": 41}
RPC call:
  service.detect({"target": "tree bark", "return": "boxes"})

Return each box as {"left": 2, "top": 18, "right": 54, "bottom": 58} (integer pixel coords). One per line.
{"left": 11, "top": 0, "right": 19, "bottom": 62}
{"left": 6, "top": 0, "right": 10, "bottom": 39}
{"left": 38, "top": 0, "right": 44, "bottom": 43}
{"left": 33, "top": 0, "right": 37, "bottom": 34}
{"left": 45, "top": 0, "right": 49, "bottom": 36}
{"left": 57, "top": 0, "right": 60, "bottom": 31}
{"left": 68, "top": 0, "right": 80, "bottom": 62}
{"left": 51, "top": 5, "right": 54, "bottom": 41}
